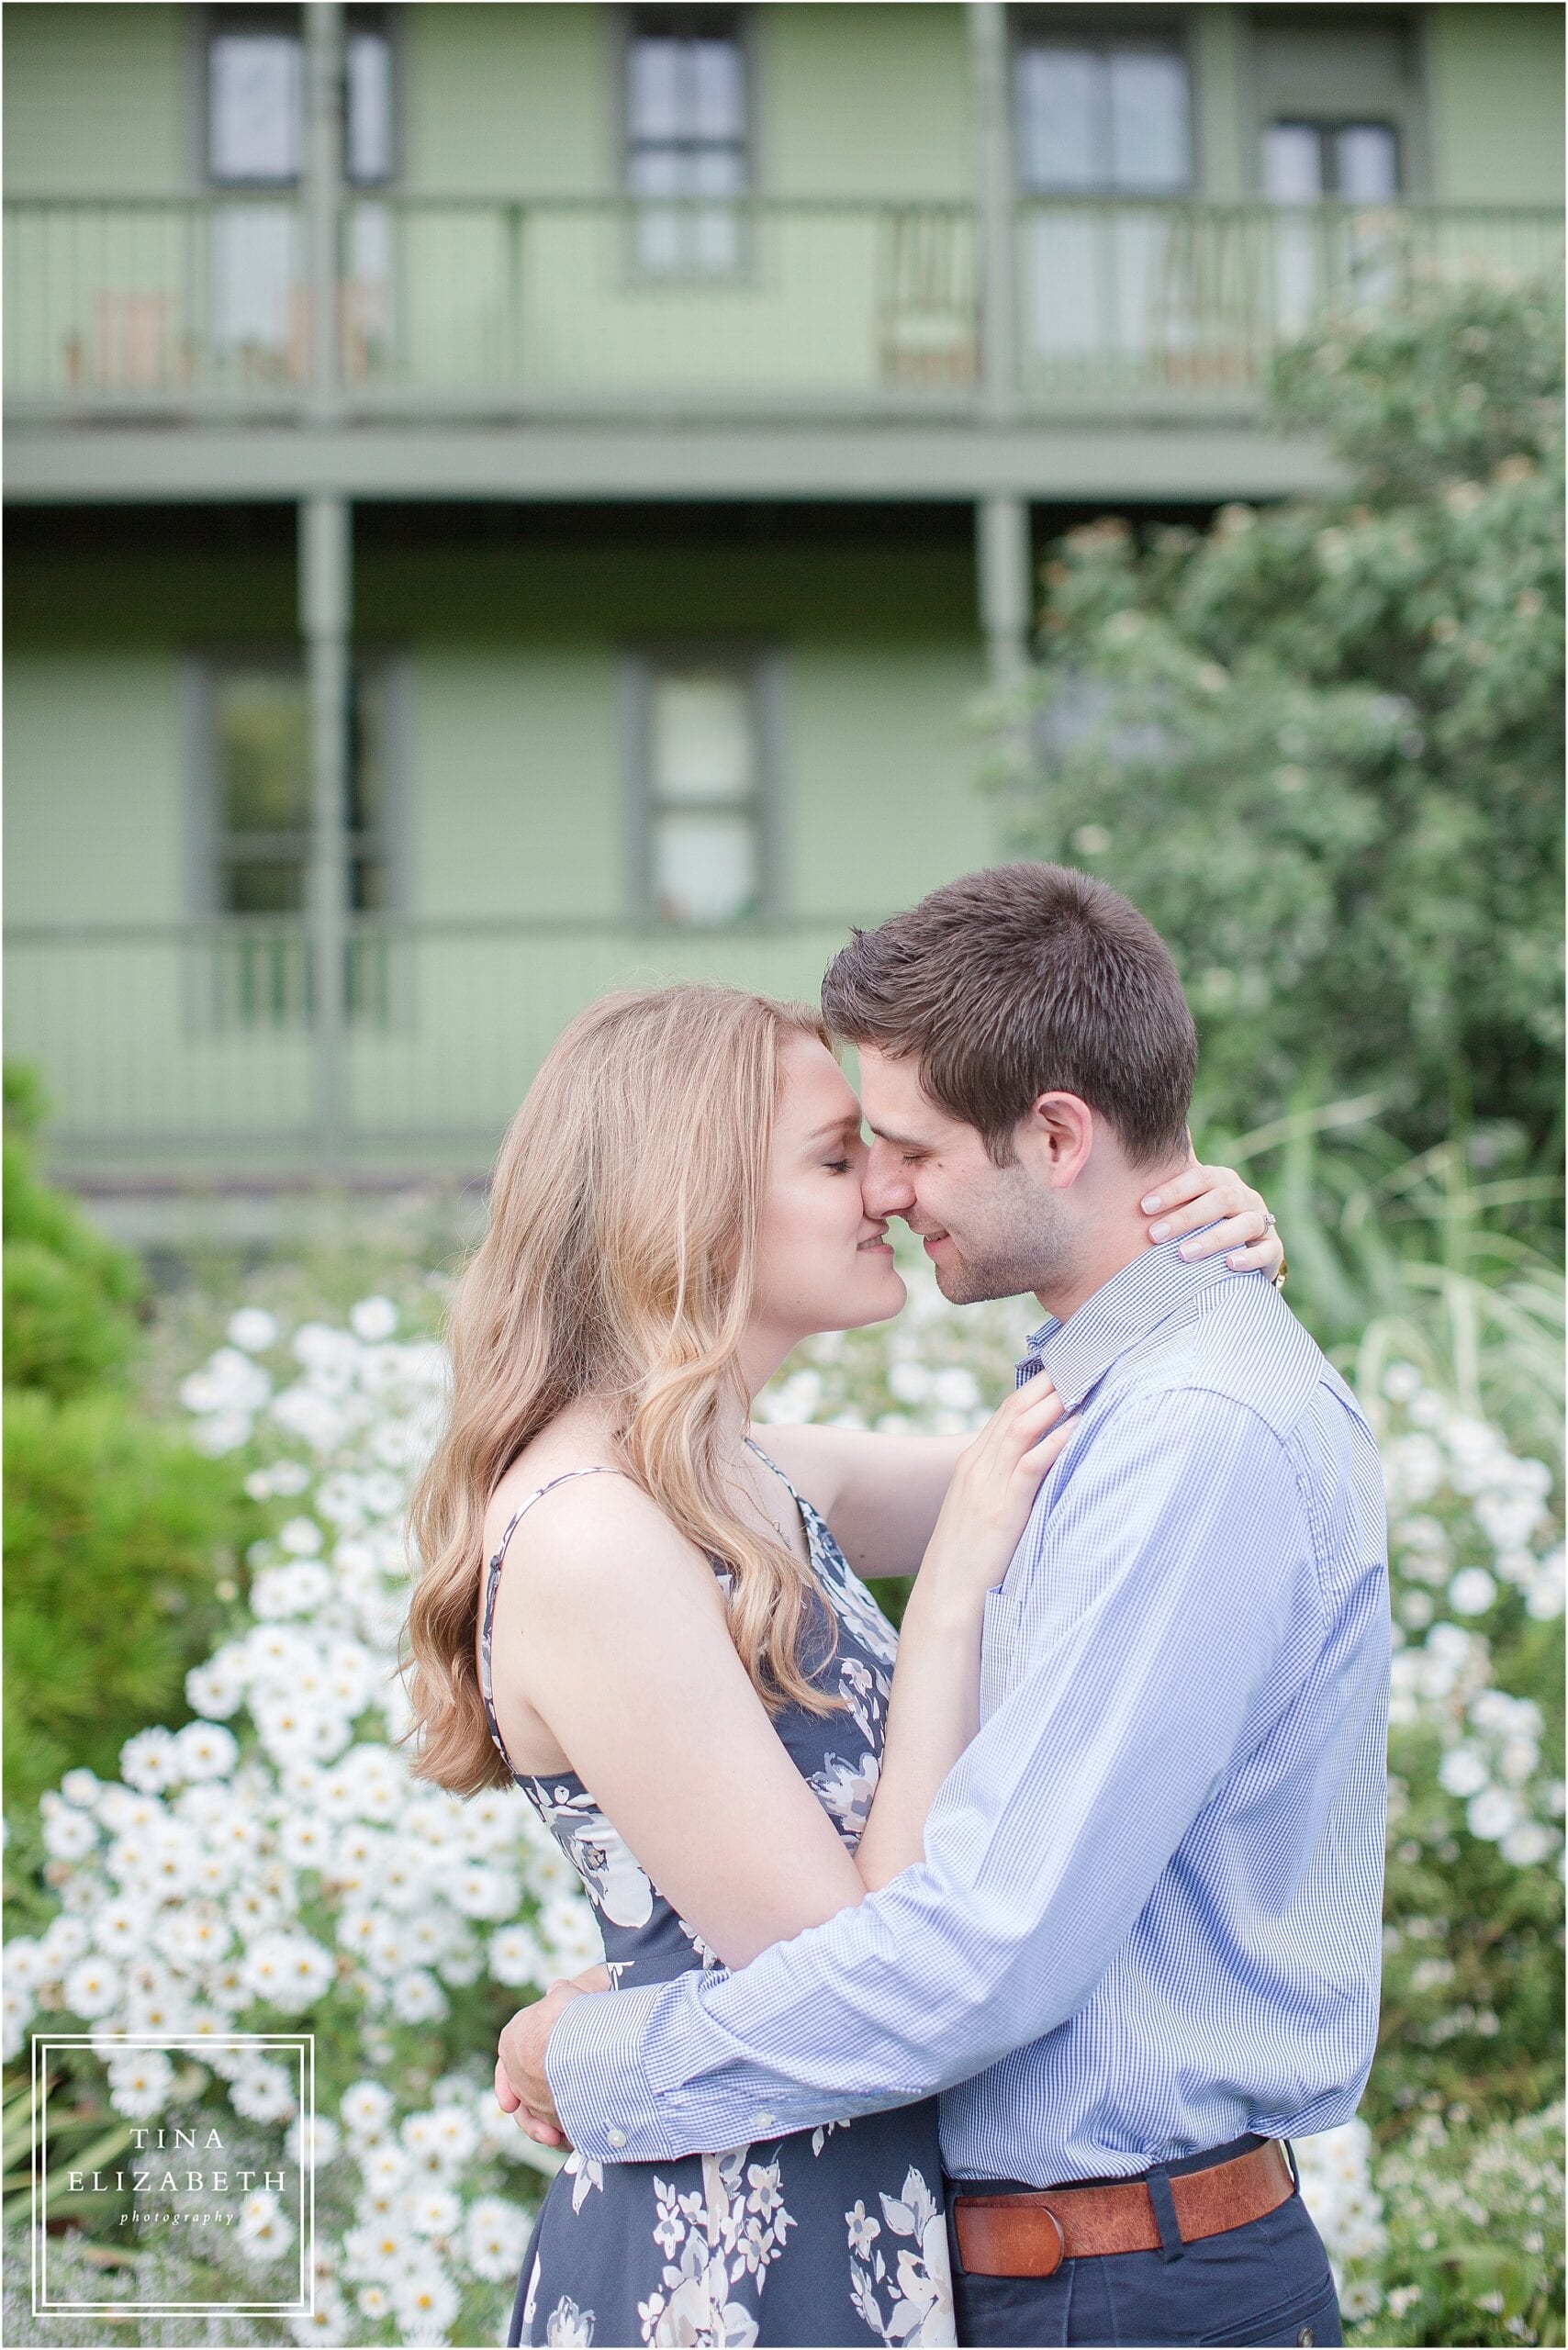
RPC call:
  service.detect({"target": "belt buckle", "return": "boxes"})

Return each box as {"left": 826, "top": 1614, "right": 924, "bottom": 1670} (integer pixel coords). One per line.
{"left": 1034, "top": 2204, "right": 1067, "bottom": 2277}
{"left": 955, "top": 2196, "right": 1067, "bottom": 2279}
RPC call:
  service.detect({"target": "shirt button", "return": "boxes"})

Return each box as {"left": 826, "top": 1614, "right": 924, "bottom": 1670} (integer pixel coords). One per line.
{"left": 752, "top": 2110, "right": 776, "bottom": 2130}
{"left": 605, "top": 2127, "right": 627, "bottom": 2148}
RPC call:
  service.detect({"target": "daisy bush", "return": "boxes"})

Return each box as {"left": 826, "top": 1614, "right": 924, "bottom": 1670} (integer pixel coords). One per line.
{"left": 6, "top": 1225, "right": 1562, "bottom": 2345}
{"left": 6, "top": 1297, "right": 602, "bottom": 2347}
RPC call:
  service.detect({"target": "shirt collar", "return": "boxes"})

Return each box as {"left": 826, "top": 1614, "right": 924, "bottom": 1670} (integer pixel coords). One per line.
{"left": 1017, "top": 1231, "right": 1260, "bottom": 1410}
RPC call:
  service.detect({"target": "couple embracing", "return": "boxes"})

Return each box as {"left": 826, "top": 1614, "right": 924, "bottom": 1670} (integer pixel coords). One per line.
{"left": 401, "top": 862, "right": 1390, "bottom": 2350}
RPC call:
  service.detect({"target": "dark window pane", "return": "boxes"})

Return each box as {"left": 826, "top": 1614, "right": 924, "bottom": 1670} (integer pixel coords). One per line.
{"left": 223, "top": 859, "right": 306, "bottom": 914}
{"left": 351, "top": 857, "right": 387, "bottom": 912}
{"left": 209, "top": 33, "right": 303, "bottom": 182}
{"left": 216, "top": 672, "right": 310, "bottom": 834}
{"left": 348, "top": 667, "right": 388, "bottom": 831}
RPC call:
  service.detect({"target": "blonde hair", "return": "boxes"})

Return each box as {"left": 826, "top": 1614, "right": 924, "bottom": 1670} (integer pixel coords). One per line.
{"left": 398, "top": 982, "right": 846, "bottom": 1796}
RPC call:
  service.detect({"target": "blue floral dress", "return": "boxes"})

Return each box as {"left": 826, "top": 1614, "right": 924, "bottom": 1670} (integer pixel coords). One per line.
{"left": 477, "top": 1442, "right": 956, "bottom": 2349}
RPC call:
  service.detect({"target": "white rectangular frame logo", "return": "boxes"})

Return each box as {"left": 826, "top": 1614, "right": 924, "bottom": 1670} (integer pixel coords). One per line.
{"left": 31, "top": 2032, "right": 316, "bottom": 2317}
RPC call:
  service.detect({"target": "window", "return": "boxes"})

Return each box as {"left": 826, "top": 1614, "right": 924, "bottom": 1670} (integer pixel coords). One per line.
{"left": 206, "top": 6, "right": 394, "bottom": 186}
{"left": 1261, "top": 122, "right": 1400, "bottom": 203}
{"left": 625, "top": 8, "right": 747, "bottom": 277}
{"left": 635, "top": 658, "right": 771, "bottom": 926}
{"left": 1014, "top": 34, "right": 1193, "bottom": 370}
{"left": 1015, "top": 39, "right": 1192, "bottom": 196}
{"left": 196, "top": 655, "right": 397, "bottom": 1026}
{"left": 206, "top": 6, "right": 394, "bottom": 376}
{"left": 1260, "top": 120, "right": 1401, "bottom": 336}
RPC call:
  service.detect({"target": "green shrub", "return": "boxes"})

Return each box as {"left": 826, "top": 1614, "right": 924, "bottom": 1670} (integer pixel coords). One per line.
{"left": 997, "top": 278, "right": 1564, "bottom": 1152}
{"left": 3, "top": 1067, "right": 255, "bottom": 1824}
{"left": 3, "top": 1390, "right": 248, "bottom": 1812}
{"left": 4, "top": 1069, "right": 143, "bottom": 1400}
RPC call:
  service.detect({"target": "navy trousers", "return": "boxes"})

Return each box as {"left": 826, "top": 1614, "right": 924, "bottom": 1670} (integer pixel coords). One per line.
{"left": 946, "top": 2135, "right": 1343, "bottom": 2349}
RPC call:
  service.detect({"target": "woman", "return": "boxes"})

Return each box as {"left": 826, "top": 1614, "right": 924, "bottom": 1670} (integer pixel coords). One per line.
{"left": 400, "top": 985, "right": 1282, "bottom": 2350}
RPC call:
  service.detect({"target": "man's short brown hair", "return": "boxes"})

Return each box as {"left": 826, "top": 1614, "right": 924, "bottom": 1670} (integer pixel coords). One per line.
{"left": 821, "top": 863, "right": 1197, "bottom": 1169}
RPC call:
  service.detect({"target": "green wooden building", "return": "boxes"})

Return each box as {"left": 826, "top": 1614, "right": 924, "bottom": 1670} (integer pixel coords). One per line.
{"left": 6, "top": 1, "right": 1562, "bottom": 1188}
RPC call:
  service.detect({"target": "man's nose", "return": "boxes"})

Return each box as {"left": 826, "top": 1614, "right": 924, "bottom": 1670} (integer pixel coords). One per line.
{"left": 863, "top": 1142, "right": 914, "bottom": 1216}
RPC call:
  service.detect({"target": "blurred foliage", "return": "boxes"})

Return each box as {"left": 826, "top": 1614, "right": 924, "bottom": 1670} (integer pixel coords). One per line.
{"left": 4, "top": 1062, "right": 144, "bottom": 1398}
{"left": 1368, "top": 2104, "right": 1565, "bottom": 2348}
{"left": 2, "top": 1069, "right": 255, "bottom": 1824}
{"left": 993, "top": 277, "right": 1563, "bottom": 1156}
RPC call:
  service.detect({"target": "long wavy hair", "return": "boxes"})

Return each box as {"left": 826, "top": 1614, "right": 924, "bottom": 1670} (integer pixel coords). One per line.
{"left": 398, "top": 982, "right": 847, "bottom": 1797}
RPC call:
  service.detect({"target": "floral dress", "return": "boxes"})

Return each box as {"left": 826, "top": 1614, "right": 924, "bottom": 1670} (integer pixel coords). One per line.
{"left": 476, "top": 1441, "right": 956, "bottom": 2350}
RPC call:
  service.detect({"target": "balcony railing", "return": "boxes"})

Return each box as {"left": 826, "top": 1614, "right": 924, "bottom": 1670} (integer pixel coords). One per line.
{"left": 6, "top": 195, "right": 1561, "bottom": 420}
{"left": 4, "top": 915, "right": 869, "bottom": 1167}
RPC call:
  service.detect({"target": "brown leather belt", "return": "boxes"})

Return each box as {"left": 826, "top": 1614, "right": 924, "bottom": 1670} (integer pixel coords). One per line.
{"left": 953, "top": 2138, "right": 1295, "bottom": 2277}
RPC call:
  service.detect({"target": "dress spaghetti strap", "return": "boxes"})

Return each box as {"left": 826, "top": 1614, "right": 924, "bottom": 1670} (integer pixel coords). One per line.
{"left": 477, "top": 1466, "right": 626, "bottom": 1776}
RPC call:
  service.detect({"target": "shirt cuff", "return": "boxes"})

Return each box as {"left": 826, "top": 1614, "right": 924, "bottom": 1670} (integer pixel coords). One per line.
{"left": 543, "top": 1981, "right": 671, "bottom": 2165}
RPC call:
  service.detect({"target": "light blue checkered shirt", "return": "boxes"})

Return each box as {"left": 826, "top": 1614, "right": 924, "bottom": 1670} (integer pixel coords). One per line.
{"left": 545, "top": 1240, "right": 1391, "bottom": 2186}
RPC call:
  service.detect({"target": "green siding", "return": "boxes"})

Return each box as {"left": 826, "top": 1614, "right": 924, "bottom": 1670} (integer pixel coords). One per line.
{"left": 1428, "top": 6, "right": 1565, "bottom": 204}
{"left": 1193, "top": 8, "right": 1247, "bottom": 200}
{"left": 402, "top": 4, "right": 610, "bottom": 196}
{"left": 3, "top": 5, "right": 186, "bottom": 195}
{"left": 6, "top": 536, "right": 989, "bottom": 932}
{"left": 409, "top": 649, "right": 625, "bottom": 922}
{"left": 5, "top": 655, "right": 185, "bottom": 923}
{"left": 766, "top": 6, "right": 969, "bottom": 199}
{"left": 789, "top": 643, "right": 988, "bottom": 909}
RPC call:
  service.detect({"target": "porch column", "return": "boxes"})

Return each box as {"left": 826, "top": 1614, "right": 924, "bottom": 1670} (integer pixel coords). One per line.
{"left": 302, "top": 6, "right": 350, "bottom": 1165}
{"left": 301, "top": 496, "right": 353, "bottom": 1167}
{"left": 304, "top": 0, "right": 343, "bottom": 420}
{"left": 969, "top": 0, "right": 1018, "bottom": 420}
{"left": 977, "top": 492, "right": 1033, "bottom": 689}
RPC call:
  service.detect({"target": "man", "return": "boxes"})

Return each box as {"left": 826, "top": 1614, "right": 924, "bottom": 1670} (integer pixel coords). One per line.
{"left": 498, "top": 863, "right": 1390, "bottom": 2348}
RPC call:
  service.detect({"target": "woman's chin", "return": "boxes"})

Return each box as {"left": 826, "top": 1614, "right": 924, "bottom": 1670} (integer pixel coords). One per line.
{"left": 839, "top": 1270, "right": 907, "bottom": 1330}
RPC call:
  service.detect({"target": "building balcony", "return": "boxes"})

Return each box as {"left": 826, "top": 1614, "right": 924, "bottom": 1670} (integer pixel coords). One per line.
{"left": 6, "top": 192, "right": 1561, "bottom": 431}
{"left": 4, "top": 913, "right": 868, "bottom": 1177}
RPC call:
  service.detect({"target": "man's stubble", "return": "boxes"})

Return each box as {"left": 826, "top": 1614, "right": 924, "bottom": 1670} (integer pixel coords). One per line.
{"left": 931, "top": 1158, "right": 1082, "bottom": 1308}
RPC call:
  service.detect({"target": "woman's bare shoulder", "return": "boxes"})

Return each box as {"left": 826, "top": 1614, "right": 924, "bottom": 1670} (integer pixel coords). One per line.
{"left": 483, "top": 1440, "right": 719, "bottom": 1621}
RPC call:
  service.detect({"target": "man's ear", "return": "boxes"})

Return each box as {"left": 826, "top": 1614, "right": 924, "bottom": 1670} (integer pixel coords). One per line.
{"left": 1021, "top": 1091, "right": 1095, "bottom": 1188}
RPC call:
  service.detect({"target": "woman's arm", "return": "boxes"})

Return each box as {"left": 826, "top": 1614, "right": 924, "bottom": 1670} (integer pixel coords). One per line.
{"left": 503, "top": 1476, "right": 869, "bottom": 1970}
{"left": 851, "top": 1378, "right": 1070, "bottom": 1889}
{"left": 759, "top": 1158, "right": 1285, "bottom": 1579}
{"left": 496, "top": 1391, "right": 1068, "bottom": 1974}
{"left": 751, "top": 1422, "right": 967, "bottom": 1582}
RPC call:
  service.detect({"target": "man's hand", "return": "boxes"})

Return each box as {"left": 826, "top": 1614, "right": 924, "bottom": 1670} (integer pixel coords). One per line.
{"left": 495, "top": 1964, "right": 610, "bottom": 2150}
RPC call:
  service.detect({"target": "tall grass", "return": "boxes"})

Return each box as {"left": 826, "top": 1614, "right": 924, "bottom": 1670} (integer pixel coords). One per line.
{"left": 1202, "top": 1099, "right": 1563, "bottom": 1475}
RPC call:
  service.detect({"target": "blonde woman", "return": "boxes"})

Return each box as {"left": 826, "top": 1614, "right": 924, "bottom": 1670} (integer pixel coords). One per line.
{"left": 400, "top": 983, "right": 1282, "bottom": 2350}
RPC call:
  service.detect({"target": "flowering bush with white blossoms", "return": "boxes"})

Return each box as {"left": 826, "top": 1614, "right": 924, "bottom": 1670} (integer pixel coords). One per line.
{"left": 6, "top": 1297, "right": 602, "bottom": 2347}
{"left": 6, "top": 1241, "right": 1562, "bottom": 2345}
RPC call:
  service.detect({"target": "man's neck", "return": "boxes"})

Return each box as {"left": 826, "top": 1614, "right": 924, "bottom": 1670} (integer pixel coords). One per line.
{"left": 1033, "top": 1157, "right": 1192, "bottom": 1325}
